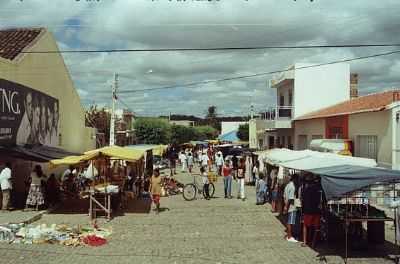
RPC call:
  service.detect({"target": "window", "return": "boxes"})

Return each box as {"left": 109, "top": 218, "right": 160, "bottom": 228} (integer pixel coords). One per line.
{"left": 298, "top": 135, "right": 308, "bottom": 150}
{"left": 355, "top": 135, "right": 378, "bottom": 160}
{"left": 289, "top": 90, "right": 293, "bottom": 106}
{"left": 282, "top": 136, "right": 286, "bottom": 147}
{"left": 259, "top": 139, "right": 264, "bottom": 148}
{"left": 328, "top": 127, "right": 343, "bottom": 139}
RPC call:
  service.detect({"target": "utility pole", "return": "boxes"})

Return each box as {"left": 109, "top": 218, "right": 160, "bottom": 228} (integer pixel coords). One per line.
{"left": 109, "top": 73, "right": 118, "bottom": 146}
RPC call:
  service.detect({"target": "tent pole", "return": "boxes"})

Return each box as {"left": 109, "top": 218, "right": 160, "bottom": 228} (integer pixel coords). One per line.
{"left": 345, "top": 195, "right": 348, "bottom": 264}
{"left": 393, "top": 183, "right": 399, "bottom": 264}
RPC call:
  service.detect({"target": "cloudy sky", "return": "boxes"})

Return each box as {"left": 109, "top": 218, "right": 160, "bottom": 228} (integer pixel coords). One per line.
{"left": 2, "top": 0, "right": 400, "bottom": 116}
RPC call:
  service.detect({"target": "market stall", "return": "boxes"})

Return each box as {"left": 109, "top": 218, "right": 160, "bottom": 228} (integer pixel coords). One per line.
{"left": 261, "top": 149, "right": 400, "bottom": 263}
{"left": 50, "top": 145, "right": 146, "bottom": 220}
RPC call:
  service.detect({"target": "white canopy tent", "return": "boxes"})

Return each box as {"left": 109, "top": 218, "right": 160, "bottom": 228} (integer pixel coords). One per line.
{"left": 262, "top": 148, "right": 377, "bottom": 170}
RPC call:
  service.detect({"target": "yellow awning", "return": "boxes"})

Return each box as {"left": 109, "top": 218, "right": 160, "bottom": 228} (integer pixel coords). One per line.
{"left": 84, "top": 145, "right": 146, "bottom": 161}
{"left": 152, "top": 145, "right": 168, "bottom": 156}
{"left": 50, "top": 145, "right": 146, "bottom": 167}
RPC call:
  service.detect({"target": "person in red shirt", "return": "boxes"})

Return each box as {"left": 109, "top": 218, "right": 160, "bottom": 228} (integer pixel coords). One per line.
{"left": 222, "top": 160, "right": 233, "bottom": 199}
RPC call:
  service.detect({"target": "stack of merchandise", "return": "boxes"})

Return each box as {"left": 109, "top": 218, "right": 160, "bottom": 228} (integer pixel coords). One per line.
{"left": 0, "top": 223, "right": 112, "bottom": 247}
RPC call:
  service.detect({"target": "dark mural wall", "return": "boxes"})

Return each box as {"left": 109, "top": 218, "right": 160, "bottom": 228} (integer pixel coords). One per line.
{"left": 0, "top": 78, "right": 59, "bottom": 147}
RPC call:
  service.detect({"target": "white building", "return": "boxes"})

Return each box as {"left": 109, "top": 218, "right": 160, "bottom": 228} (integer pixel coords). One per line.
{"left": 252, "top": 63, "right": 352, "bottom": 149}
{"left": 221, "top": 121, "right": 247, "bottom": 135}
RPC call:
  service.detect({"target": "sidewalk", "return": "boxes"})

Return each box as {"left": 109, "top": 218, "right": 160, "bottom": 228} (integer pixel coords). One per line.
{"left": 0, "top": 209, "right": 46, "bottom": 225}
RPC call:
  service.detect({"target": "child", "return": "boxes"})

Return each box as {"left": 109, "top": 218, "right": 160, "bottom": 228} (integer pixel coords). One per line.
{"left": 149, "top": 168, "right": 162, "bottom": 213}
{"left": 256, "top": 176, "right": 267, "bottom": 205}
{"left": 271, "top": 182, "right": 279, "bottom": 213}
{"left": 200, "top": 166, "right": 210, "bottom": 200}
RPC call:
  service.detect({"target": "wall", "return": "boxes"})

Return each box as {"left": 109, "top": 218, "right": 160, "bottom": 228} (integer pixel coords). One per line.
{"left": 293, "top": 63, "right": 350, "bottom": 118}
{"left": 249, "top": 119, "right": 258, "bottom": 149}
{"left": 273, "top": 128, "right": 294, "bottom": 149}
{"left": 293, "top": 118, "right": 325, "bottom": 150}
{"left": 349, "top": 111, "right": 392, "bottom": 168}
{"left": 392, "top": 104, "right": 400, "bottom": 170}
{"left": 221, "top": 121, "right": 247, "bottom": 135}
{"left": 0, "top": 30, "right": 95, "bottom": 154}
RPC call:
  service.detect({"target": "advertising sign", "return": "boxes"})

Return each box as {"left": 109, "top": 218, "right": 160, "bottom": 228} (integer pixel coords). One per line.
{"left": 0, "top": 78, "right": 59, "bottom": 146}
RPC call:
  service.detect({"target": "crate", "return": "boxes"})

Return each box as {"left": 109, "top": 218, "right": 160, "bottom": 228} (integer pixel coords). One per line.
{"left": 207, "top": 172, "right": 218, "bottom": 183}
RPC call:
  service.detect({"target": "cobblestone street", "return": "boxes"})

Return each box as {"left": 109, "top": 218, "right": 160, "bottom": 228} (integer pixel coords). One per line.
{"left": 0, "top": 170, "right": 397, "bottom": 264}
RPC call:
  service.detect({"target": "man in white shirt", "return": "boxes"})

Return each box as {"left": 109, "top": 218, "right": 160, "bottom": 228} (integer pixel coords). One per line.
{"left": 201, "top": 152, "right": 209, "bottom": 171}
{"left": 179, "top": 151, "right": 187, "bottom": 172}
{"left": 0, "top": 162, "right": 12, "bottom": 211}
{"left": 215, "top": 153, "right": 224, "bottom": 176}
{"left": 284, "top": 175, "right": 297, "bottom": 242}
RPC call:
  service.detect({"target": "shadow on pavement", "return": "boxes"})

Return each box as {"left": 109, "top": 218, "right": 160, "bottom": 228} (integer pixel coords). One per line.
{"left": 273, "top": 214, "right": 400, "bottom": 263}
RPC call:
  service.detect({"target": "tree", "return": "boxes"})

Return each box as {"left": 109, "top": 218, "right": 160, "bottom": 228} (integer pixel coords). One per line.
{"left": 170, "top": 125, "right": 196, "bottom": 145}
{"left": 194, "top": 126, "right": 218, "bottom": 140}
{"left": 237, "top": 123, "right": 249, "bottom": 141}
{"left": 205, "top": 105, "right": 220, "bottom": 131}
{"left": 85, "top": 105, "right": 111, "bottom": 147}
{"left": 134, "top": 118, "right": 171, "bottom": 144}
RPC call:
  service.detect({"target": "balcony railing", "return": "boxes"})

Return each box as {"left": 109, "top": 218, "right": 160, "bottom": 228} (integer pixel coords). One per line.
{"left": 261, "top": 105, "right": 293, "bottom": 121}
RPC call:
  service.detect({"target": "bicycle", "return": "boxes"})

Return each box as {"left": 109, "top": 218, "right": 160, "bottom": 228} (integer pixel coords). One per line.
{"left": 182, "top": 173, "right": 215, "bottom": 201}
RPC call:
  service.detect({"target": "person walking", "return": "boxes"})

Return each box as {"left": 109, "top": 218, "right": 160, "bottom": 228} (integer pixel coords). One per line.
{"left": 284, "top": 175, "right": 297, "bottom": 242}
{"left": 200, "top": 166, "right": 210, "bottom": 200}
{"left": 222, "top": 160, "right": 233, "bottom": 199}
{"left": 253, "top": 161, "right": 260, "bottom": 186}
{"left": 168, "top": 147, "right": 177, "bottom": 176}
{"left": 237, "top": 158, "right": 246, "bottom": 201}
{"left": 179, "top": 151, "right": 187, "bottom": 172}
{"left": 215, "top": 153, "right": 224, "bottom": 176}
{"left": 149, "top": 168, "right": 162, "bottom": 214}
{"left": 26, "top": 165, "right": 46, "bottom": 211}
{"left": 201, "top": 151, "right": 209, "bottom": 171}
{"left": 0, "top": 162, "right": 12, "bottom": 211}
{"left": 256, "top": 175, "right": 267, "bottom": 205}
{"left": 187, "top": 152, "right": 194, "bottom": 173}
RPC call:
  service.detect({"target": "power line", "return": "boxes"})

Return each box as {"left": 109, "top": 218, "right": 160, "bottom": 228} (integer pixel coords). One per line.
{"left": 117, "top": 49, "right": 400, "bottom": 94}
{"left": 8, "top": 44, "right": 400, "bottom": 55}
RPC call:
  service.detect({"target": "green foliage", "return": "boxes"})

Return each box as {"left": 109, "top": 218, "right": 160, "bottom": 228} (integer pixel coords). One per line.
{"left": 194, "top": 126, "right": 218, "bottom": 141}
{"left": 133, "top": 118, "right": 171, "bottom": 144}
{"left": 237, "top": 123, "right": 249, "bottom": 141}
{"left": 170, "top": 125, "right": 196, "bottom": 145}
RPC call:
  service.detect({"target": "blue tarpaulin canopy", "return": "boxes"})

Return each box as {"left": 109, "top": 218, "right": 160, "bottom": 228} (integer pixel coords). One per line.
{"left": 218, "top": 130, "right": 239, "bottom": 142}
{"left": 308, "top": 165, "right": 400, "bottom": 200}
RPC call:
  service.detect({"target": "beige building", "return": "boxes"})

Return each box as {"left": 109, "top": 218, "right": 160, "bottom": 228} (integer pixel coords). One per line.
{"left": 294, "top": 90, "right": 400, "bottom": 169}
{"left": 0, "top": 28, "right": 95, "bottom": 207}
{"left": 0, "top": 28, "right": 95, "bottom": 153}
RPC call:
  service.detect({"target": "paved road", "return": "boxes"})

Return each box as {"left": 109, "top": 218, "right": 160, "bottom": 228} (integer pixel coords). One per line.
{"left": 0, "top": 169, "right": 396, "bottom": 264}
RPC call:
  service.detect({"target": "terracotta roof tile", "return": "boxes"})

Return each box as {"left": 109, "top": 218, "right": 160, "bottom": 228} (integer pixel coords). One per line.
{"left": 295, "top": 90, "right": 400, "bottom": 120}
{"left": 0, "top": 28, "right": 43, "bottom": 61}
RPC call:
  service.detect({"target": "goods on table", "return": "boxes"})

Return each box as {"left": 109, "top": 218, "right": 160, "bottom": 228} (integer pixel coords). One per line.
{"left": 0, "top": 223, "right": 112, "bottom": 247}
{"left": 207, "top": 172, "right": 217, "bottom": 183}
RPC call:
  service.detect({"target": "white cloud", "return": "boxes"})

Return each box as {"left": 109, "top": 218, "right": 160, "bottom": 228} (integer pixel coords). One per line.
{"left": 1, "top": 0, "right": 400, "bottom": 116}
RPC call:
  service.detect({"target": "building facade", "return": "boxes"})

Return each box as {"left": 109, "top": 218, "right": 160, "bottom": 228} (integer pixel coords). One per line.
{"left": 0, "top": 28, "right": 95, "bottom": 153}
{"left": 252, "top": 63, "right": 351, "bottom": 149}
{"left": 294, "top": 90, "right": 400, "bottom": 169}
{"left": 0, "top": 28, "right": 96, "bottom": 207}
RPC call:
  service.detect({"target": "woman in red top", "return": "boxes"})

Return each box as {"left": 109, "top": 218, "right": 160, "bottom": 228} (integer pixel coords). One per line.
{"left": 222, "top": 160, "right": 233, "bottom": 199}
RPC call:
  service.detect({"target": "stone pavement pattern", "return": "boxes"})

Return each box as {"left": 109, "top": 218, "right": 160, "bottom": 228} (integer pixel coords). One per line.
{"left": 0, "top": 169, "right": 396, "bottom": 264}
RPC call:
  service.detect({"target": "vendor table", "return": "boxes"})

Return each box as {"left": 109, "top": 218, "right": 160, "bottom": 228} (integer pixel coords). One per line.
{"left": 88, "top": 191, "right": 116, "bottom": 221}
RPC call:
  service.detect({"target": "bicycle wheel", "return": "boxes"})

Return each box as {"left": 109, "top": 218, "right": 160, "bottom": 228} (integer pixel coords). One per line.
{"left": 209, "top": 183, "right": 215, "bottom": 198}
{"left": 183, "top": 183, "right": 197, "bottom": 201}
